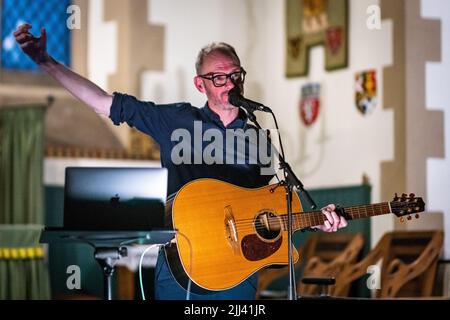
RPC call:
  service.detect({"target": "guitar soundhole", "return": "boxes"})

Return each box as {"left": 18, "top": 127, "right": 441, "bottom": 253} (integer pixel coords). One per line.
{"left": 254, "top": 211, "right": 282, "bottom": 240}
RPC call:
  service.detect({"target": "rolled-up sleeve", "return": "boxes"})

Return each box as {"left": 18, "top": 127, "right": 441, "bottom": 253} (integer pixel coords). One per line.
{"left": 109, "top": 92, "right": 188, "bottom": 145}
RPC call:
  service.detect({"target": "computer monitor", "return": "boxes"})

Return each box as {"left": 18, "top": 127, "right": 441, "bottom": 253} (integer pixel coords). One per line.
{"left": 63, "top": 167, "right": 168, "bottom": 231}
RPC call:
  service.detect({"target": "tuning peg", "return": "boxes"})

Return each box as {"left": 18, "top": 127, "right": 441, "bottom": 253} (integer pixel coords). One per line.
{"left": 394, "top": 193, "right": 399, "bottom": 201}
{"left": 400, "top": 217, "right": 405, "bottom": 223}
{"left": 407, "top": 215, "right": 412, "bottom": 220}
{"left": 409, "top": 193, "right": 415, "bottom": 199}
{"left": 401, "top": 193, "right": 408, "bottom": 200}
{"left": 415, "top": 214, "right": 420, "bottom": 219}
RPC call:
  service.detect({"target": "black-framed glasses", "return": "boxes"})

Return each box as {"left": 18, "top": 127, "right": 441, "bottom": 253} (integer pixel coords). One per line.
{"left": 198, "top": 68, "right": 246, "bottom": 87}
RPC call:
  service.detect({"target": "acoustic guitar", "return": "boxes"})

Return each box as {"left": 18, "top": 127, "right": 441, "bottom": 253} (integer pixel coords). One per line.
{"left": 164, "top": 178, "right": 425, "bottom": 294}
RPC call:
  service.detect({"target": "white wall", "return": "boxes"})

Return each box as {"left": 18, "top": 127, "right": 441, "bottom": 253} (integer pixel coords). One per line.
{"left": 423, "top": 0, "right": 450, "bottom": 259}
{"left": 88, "top": 0, "right": 117, "bottom": 91}
{"left": 141, "top": 0, "right": 250, "bottom": 106}
{"left": 87, "top": 0, "right": 401, "bottom": 247}
{"left": 83, "top": 0, "right": 450, "bottom": 254}
{"left": 256, "top": 0, "right": 395, "bottom": 247}
{"left": 87, "top": 0, "right": 132, "bottom": 147}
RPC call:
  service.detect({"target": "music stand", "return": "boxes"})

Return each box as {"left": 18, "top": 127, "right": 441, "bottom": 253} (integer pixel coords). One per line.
{"left": 40, "top": 228, "right": 176, "bottom": 300}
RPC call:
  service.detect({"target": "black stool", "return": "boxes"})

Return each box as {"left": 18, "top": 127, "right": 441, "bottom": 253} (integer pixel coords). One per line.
{"left": 301, "top": 277, "right": 336, "bottom": 298}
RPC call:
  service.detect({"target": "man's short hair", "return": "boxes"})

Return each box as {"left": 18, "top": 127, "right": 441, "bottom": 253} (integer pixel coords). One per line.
{"left": 195, "top": 42, "right": 241, "bottom": 75}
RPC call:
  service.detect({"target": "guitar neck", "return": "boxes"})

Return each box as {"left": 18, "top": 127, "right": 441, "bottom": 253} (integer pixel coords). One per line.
{"left": 282, "top": 202, "right": 392, "bottom": 231}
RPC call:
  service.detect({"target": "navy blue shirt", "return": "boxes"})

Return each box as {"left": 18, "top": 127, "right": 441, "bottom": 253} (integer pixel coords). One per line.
{"left": 110, "top": 92, "right": 274, "bottom": 196}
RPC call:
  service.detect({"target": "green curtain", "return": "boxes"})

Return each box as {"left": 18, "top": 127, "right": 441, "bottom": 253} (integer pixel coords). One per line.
{"left": 0, "top": 107, "right": 45, "bottom": 224}
{"left": 0, "top": 106, "right": 51, "bottom": 299}
{"left": 0, "top": 224, "right": 51, "bottom": 299}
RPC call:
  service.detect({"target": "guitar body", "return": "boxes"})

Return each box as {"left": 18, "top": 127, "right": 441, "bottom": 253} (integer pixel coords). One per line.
{"left": 166, "top": 179, "right": 302, "bottom": 293}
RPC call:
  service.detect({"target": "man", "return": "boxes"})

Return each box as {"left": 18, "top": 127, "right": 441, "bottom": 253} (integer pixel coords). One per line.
{"left": 14, "top": 24, "right": 348, "bottom": 300}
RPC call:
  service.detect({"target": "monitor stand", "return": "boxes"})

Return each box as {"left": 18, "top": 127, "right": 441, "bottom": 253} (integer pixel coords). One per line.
{"left": 40, "top": 228, "right": 176, "bottom": 300}
{"left": 94, "top": 247, "right": 128, "bottom": 300}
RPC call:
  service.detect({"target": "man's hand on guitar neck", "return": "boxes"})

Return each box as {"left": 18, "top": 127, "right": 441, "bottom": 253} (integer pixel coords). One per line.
{"left": 314, "top": 204, "right": 348, "bottom": 232}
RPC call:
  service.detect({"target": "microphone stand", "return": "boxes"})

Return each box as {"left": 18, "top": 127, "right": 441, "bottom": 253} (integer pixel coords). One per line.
{"left": 244, "top": 108, "right": 317, "bottom": 301}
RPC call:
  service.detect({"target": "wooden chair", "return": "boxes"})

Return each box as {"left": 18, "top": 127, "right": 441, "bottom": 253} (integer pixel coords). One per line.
{"left": 256, "top": 232, "right": 364, "bottom": 299}
{"left": 334, "top": 230, "right": 444, "bottom": 298}
{"left": 297, "top": 232, "right": 364, "bottom": 297}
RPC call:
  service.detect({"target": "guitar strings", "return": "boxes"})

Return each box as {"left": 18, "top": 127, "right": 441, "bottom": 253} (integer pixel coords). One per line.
{"left": 197, "top": 203, "right": 394, "bottom": 238}
{"left": 228, "top": 203, "right": 392, "bottom": 233}
{"left": 225, "top": 214, "right": 321, "bottom": 234}
{"left": 232, "top": 212, "right": 322, "bottom": 226}
{"left": 231, "top": 202, "right": 392, "bottom": 227}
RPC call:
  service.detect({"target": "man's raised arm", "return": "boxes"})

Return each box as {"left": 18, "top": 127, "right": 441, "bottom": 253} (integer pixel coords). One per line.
{"left": 14, "top": 23, "right": 112, "bottom": 116}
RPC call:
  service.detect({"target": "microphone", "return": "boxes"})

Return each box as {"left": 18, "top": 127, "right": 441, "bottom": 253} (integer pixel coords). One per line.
{"left": 228, "top": 87, "right": 271, "bottom": 113}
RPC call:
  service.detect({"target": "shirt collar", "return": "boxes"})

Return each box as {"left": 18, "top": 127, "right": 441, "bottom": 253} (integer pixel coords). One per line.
{"left": 201, "top": 103, "right": 248, "bottom": 129}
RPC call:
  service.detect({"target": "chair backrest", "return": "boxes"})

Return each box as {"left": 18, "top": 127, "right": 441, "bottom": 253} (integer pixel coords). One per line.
{"left": 334, "top": 230, "right": 444, "bottom": 298}
{"left": 298, "top": 232, "right": 365, "bottom": 296}
{"left": 256, "top": 232, "right": 364, "bottom": 298}
{"left": 380, "top": 230, "right": 444, "bottom": 297}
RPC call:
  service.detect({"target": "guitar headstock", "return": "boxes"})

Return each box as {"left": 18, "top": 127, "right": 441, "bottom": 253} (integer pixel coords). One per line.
{"left": 390, "top": 193, "right": 425, "bottom": 220}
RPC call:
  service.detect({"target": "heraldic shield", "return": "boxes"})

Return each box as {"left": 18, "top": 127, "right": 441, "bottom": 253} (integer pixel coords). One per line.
{"left": 299, "top": 83, "right": 321, "bottom": 126}
{"left": 355, "top": 70, "right": 377, "bottom": 114}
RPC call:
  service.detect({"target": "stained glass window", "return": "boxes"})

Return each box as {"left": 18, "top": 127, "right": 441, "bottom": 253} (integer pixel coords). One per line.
{"left": 1, "top": 0, "right": 71, "bottom": 71}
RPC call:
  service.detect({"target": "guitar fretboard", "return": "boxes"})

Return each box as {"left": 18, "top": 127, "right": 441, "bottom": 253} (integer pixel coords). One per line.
{"left": 279, "top": 202, "right": 391, "bottom": 231}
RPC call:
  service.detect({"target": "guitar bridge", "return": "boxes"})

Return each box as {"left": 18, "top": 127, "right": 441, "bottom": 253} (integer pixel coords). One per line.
{"left": 224, "top": 206, "right": 240, "bottom": 255}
